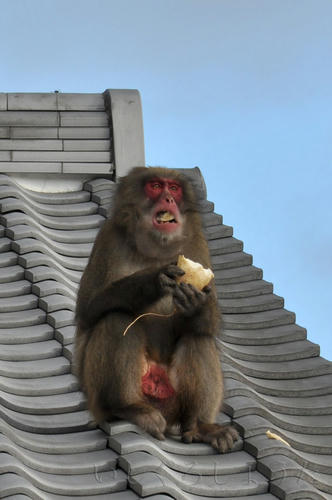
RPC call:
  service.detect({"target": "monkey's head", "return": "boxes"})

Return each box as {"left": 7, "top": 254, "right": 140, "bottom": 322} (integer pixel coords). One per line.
{"left": 112, "top": 167, "right": 199, "bottom": 260}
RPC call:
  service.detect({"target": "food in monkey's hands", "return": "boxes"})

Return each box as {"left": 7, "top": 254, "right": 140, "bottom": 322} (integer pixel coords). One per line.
{"left": 176, "top": 255, "right": 214, "bottom": 290}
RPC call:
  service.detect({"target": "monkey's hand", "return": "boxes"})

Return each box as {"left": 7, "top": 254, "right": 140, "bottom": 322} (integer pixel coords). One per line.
{"left": 158, "top": 265, "right": 185, "bottom": 294}
{"left": 173, "top": 282, "right": 211, "bottom": 317}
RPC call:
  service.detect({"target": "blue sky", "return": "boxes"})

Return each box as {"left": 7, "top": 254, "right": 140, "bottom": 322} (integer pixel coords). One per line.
{"left": 1, "top": 0, "right": 332, "bottom": 360}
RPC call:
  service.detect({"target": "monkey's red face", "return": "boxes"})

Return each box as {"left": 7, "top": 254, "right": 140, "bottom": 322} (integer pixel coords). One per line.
{"left": 144, "top": 178, "right": 183, "bottom": 234}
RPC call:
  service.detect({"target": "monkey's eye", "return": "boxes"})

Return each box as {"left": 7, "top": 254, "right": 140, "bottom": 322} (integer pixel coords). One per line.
{"left": 169, "top": 185, "right": 179, "bottom": 192}
{"left": 144, "top": 180, "right": 164, "bottom": 200}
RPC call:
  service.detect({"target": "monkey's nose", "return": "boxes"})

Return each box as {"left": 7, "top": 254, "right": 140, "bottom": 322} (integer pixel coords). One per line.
{"left": 164, "top": 193, "right": 175, "bottom": 204}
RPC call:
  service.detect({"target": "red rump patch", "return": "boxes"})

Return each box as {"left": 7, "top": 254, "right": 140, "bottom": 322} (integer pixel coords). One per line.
{"left": 142, "top": 365, "right": 175, "bottom": 400}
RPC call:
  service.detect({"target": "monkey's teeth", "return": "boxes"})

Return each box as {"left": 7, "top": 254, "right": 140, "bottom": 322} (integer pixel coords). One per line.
{"left": 157, "top": 211, "right": 176, "bottom": 223}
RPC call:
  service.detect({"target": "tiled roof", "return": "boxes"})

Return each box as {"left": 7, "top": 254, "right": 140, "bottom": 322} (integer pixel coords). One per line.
{"left": 1, "top": 173, "right": 331, "bottom": 499}
{"left": 0, "top": 92, "right": 331, "bottom": 499}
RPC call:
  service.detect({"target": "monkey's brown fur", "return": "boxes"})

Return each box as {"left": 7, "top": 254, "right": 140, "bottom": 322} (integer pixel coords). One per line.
{"left": 75, "top": 167, "right": 238, "bottom": 452}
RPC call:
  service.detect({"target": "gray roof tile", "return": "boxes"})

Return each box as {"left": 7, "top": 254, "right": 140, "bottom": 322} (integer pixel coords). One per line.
{"left": 0, "top": 293, "right": 38, "bottom": 313}
{"left": 0, "top": 236, "right": 11, "bottom": 252}
{"left": 59, "top": 111, "right": 109, "bottom": 127}
{"left": 54, "top": 325, "right": 76, "bottom": 345}
{"left": 13, "top": 240, "right": 88, "bottom": 271}
{"left": 222, "top": 308, "right": 296, "bottom": 329}
{"left": 11, "top": 126, "right": 59, "bottom": 138}
{"left": 224, "top": 364, "right": 332, "bottom": 397}
{"left": 0, "top": 357, "right": 70, "bottom": 378}
{"left": 0, "top": 390, "right": 86, "bottom": 415}
{"left": 223, "top": 354, "right": 332, "bottom": 379}
{"left": 19, "top": 253, "right": 82, "bottom": 280}
{"left": 208, "top": 235, "right": 243, "bottom": 254}
{"left": 1, "top": 405, "right": 94, "bottom": 433}
{"left": 204, "top": 223, "right": 233, "bottom": 239}
{"left": 0, "top": 454, "right": 127, "bottom": 495}
{"left": 0, "top": 111, "right": 59, "bottom": 126}
{"left": 211, "top": 250, "right": 253, "bottom": 269}
{"left": 58, "top": 126, "right": 111, "bottom": 139}
{"left": 221, "top": 323, "right": 307, "bottom": 345}
{"left": 5, "top": 223, "right": 98, "bottom": 243}
{"left": 245, "top": 432, "right": 332, "bottom": 468}
{"left": 0, "top": 373, "right": 78, "bottom": 396}
{"left": 25, "top": 266, "right": 78, "bottom": 294}
{"left": 0, "top": 432, "right": 117, "bottom": 474}
{"left": 0, "top": 309, "right": 46, "bottom": 328}
{"left": 0, "top": 251, "right": 18, "bottom": 267}
{"left": 32, "top": 281, "right": 74, "bottom": 300}
{"left": 0, "top": 324, "right": 53, "bottom": 344}
{"left": 214, "top": 264, "right": 263, "bottom": 284}
{"left": 219, "top": 293, "right": 284, "bottom": 313}
{"left": 0, "top": 175, "right": 91, "bottom": 203}
{"left": 270, "top": 476, "right": 332, "bottom": 499}
{"left": 259, "top": 454, "right": 332, "bottom": 492}
{"left": 47, "top": 310, "right": 75, "bottom": 329}
{"left": 217, "top": 279, "right": 273, "bottom": 298}
{"left": 0, "top": 340, "right": 62, "bottom": 361}
{"left": 0, "top": 280, "right": 32, "bottom": 298}
{"left": 222, "top": 339, "right": 320, "bottom": 362}
{"left": 1, "top": 196, "right": 98, "bottom": 216}
{"left": 0, "top": 139, "right": 63, "bottom": 150}
{"left": 39, "top": 294, "right": 76, "bottom": 313}
{"left": 226, "top": 377, "right": 332, "bottom": 416}
{"left": 0, "top": 420, "right": 107, "bottom": 453}
{"left": 128, "top": 470, "right": 270, "bottom": 498}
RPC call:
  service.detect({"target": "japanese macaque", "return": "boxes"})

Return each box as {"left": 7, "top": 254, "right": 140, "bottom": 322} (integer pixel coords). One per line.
{"left": 75, "top": 167, "right": 238, "bottom": 452}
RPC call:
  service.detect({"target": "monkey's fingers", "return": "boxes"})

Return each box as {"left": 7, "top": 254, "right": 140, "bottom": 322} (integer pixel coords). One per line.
{"left": 164, "top": 264, "right": 185, "bottom": 280}
{"left": 159, "top": 275, "right": 178, "bottom": 291}
{"left": 173, "top": 283, "right": 206, "bottom": 316}
{"left": 173, "top": 284, "right": 193, "bottom": 313}
{"left": 159, "top": 265, "right": 184, "bottom": 292}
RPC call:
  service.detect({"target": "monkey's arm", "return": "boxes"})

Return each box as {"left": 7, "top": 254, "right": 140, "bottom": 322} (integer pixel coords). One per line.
{"left": 76, "top": 265, "right": 183, "bottom": 329}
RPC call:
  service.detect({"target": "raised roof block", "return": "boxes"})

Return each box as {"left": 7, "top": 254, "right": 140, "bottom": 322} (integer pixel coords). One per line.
{"left": 0, "top": 90, "right": 145, "bottom": 178}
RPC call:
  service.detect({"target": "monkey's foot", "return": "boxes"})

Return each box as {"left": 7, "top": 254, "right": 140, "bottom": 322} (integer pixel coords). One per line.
{"left": 134, "top": 408, "right": 167, "bottom": 441}
{"left": 114, "top": 403, "right": 167, "bottom": 441}
{"left": 182, "top": 423, "right": 239, "bottom": 453}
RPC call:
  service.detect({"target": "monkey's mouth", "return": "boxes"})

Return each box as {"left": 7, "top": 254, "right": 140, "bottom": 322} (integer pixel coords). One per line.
{"left": 153, "top": 211, "right": 179, "bottom": 231}
{"left": 156, "top": 211, "right": 177, "bottom": 224}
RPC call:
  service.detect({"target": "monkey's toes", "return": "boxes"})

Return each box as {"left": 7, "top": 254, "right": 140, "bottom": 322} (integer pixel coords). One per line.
{"left": 213, "top": 425, "right": 239, "bottom": 453}
{"left": 182, "top": 423, "right": 239, "bottom": 453}
{"left": 136, "top": 409, "right": 167, "bottom": 441}
{"left": 181, "top": 430, "right": 196, "bottom": 444}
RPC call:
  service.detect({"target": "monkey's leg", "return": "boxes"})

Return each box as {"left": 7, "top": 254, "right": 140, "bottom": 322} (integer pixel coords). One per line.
{"left": 171, "top": 334, "right": 238, "bottom": 452}
{"left": 82, "top": 313, "right": 167, "bottom": 440}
